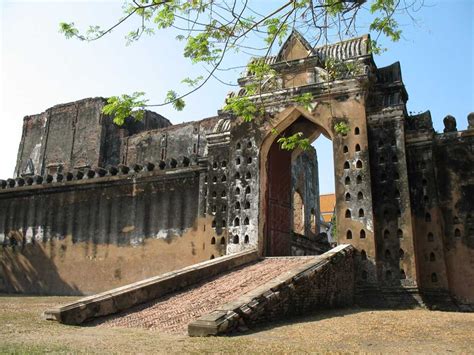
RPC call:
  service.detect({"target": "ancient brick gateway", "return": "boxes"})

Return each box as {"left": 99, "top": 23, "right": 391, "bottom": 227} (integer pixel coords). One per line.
{"left": 0, "top": 32, "right": 473, "bottom": 309}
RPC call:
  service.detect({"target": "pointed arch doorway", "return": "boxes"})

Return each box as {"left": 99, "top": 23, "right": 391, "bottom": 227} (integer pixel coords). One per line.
{"left": 260, "top": 107, "right": 333, "bottom": 256}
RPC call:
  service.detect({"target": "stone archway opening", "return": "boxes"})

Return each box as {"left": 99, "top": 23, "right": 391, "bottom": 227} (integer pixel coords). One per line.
{"left": 261, "top": 112, "right": 335, "bottom": 256}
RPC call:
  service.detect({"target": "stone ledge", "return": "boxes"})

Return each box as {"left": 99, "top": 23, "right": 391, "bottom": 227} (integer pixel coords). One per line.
{"left": 43, "top": 249, "right": 259, "bottom": 325}
{"left": 188, "top": 244, "right": 354, "bottom": 336}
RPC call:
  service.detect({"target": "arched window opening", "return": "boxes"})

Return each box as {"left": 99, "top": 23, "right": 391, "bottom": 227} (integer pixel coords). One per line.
{"left": 385, "top": 249, "right": 391, "bottom": 259}
{"left": 355, "top": 144, "right": 361, "bottom": 152}
{"left": 247, "top": 157, "right": 252, "bottom": 164}
{"left": 391, "top": 139, "right": 396, "bottom": 146}
{"left": 244, "top": 235, "right": 249, "bottom": 244}
{"left": 247, "top": 141, "right": 252, "bottom": 148}
{"left": 384, "top": 229, "right": 390, "bottom": 239}
{"left": 212, "top": 191, "right": 217, "bottom": 198}
{"left": 210, "top": 254, "right": 215, "bottom": 259}
{"left": 221, "top": 190, "right": 227, "bottom": 197}
{"left": 360, "top": 229, "right": 366, "bottom": 239}
{"left": 392, "top": 155, "right": 398, "bottom": 163}
{"left": 211, "top": 205, "right": 217, "bottom": 213}
{"left": 236, "top": 142, "right": 242, "bottom": 150}
{"left": 221, "top": 175, "right": 227, "bottom": 182}
{"left": 357, "top": 192, "right": 363, "bottom": 200}
{"left": 212, "top": 176, "right": 217, "bottom": 183}
{"left": 355, "top": 127, "right": 360, "bottom": 135}
{"left": 236, "top": 157, "right": 241, "bottom": 165}
{"left": 235, "top": 187, "right": 241, "bottom": 195}
{"left": 213, "top": 162, "right": 218, "bottom": 169}
{"left": 233, "top": 235, "right": 239, "bottom": 244}
{"left": 361, "top": 250, "right": 367, "bottom": 260}
{"left": 211, "top": 237, "right": 216, "bottom": 245}
{"left": 344, "top": 161, "right": 350, "bottom": 169}
{"left": 430, "top": 252, "right": 436, "bottom": 262}
{"left": 345, "top": 209, "right": 351, "bottom": 218}
{"left": 356, "top": 160, "right": 363, "bottom": 169}
{"left": 345, "top": 193, "right": 351, "bottom": 201}
{"left": 245, "top": 172, "right": 251, "bottom": 180}
{"left": 170, "top": 159, "right": 178, "bottom": 168}
{"left": 244, "top": 201, "right": 250, "bottom": 209}
{"left": 235, "top": 201, "right": 241, "bottom": 210}
{"left": 399, "top": 248, "right": 405, "bottom": 259}
{"left": 234, "top": 172, "right": 240, "bottom": 179}
{"left": 234, "top": 217, "right": 240, "bottom": 226}
{"left": 212, "top": 220, "right": 216, "bottom": 228}
{"left": 220, "top": 237, "right": 226, "bottom": 245}
{"left": 425, "top": 212, "right": 431, "bottom": 222}
{"left": 343, "top": 145, "right": 349, "bottom": 153}
{"left": 345, "top": 176, "right": 351, "bottom": 185}
{"left": 221, "top": 205, "right": 227, "bottom": 212}
{"left": 358, "top": 209, "right": 364, "bottom": 217}
{"left": 397, "top": 229, "right": 403, "bottom": 238}
{"left": 454, "top": 228, "right": 461, "bottom": 237}
{"left": 356, "top": 175, "right": 362, "bottom": 184}
{"left": 244, "top": 217, "right": 249, "bottom": 225}
{"left": 427, "top": 232, "right": 434, "bottom": 242}
{"left": 431, "top": 273, "right": 438, "bottom": 282}
{"left": 245, "top": 186, "right": 251, "bottom": 194}
{"left": 221, "top": 160, "right": 227, "bottom": 168}
{"left": 222, "top": 219, "right": 226, "bottom": 228}
{"left": 346, "top": 230, "right": 352, "bottom": 239}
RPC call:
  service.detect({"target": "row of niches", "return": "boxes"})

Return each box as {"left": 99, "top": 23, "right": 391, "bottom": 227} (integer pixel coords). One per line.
{"left": 228, "top": 234, "right": 250, "bottom": 244}
{"left": 344, "top": 208, "right": 366, "bottom": 218}
{"left": 205, "top": 171, "right": 253, "bottom": 184}
{"left": 0, "top": 160, "right": 194, "bottom": 190}
{"left": 235, "top": 140, "right": 253, "bottom": 150}
{"left": 343, "top": 160, "right": 364, "bottom": 170}
{"left": 211, "top": 215, "right": 252, "bottom": 228}
{"left": 207, "top": 186, "right": 252, "bottom": 199}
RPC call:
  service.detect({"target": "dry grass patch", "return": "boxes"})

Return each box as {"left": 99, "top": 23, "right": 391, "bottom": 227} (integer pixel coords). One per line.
{"left": 0, "top": 295, "right": 473, "bottom": 354}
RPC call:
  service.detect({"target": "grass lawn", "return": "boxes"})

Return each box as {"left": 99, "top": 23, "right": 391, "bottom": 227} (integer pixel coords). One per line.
{"left": 0, "top": 295, "right": 473, "bottom": 354}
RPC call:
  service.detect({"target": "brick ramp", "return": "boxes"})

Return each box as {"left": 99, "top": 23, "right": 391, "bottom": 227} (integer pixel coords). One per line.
{"left": 95, "top": 257, "right": 314, "bottom": 334}
{"left": 43, "top": 249, "right": 258, "bottom": 325}
{"left": 189, "top": 244, "right": 355, "bottom": 336}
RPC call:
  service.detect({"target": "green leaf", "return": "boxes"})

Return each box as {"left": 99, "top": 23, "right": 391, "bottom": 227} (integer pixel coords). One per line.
{"left": 277, "top": 132, "right": 310, "bottom": 151}
{"left": 165, "top": 90, "right": 186, "bottom": 111}
{"left": 102, "top": 92, "right": 148, "bottom": 126}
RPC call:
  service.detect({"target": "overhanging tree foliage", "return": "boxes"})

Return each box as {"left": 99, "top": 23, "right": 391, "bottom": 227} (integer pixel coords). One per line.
{"left": 60, "top": 0, "right": 424, "bottom": 148}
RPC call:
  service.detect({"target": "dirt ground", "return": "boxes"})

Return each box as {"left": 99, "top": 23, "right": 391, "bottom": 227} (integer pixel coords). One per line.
{"left": 0, "top": 295, "right": 473, "bottom": 354}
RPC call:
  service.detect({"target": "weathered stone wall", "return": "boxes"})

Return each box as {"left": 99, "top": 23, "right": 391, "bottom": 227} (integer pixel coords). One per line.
{"left": 0, "top": 164, "right": 224, "bottom": 295}
{"left": 14, "top": 98, "right": 170, "bottom": 177}
{"left": 406, "top": 115, "right": 474, "bottom": 305}
{"left": 433, "top": 130, "right": 474, "bottom": 305}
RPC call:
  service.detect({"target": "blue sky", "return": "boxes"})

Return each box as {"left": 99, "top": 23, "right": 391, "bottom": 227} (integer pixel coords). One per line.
{"left": 1, "top": 0, "right": 473, "bottom": 194}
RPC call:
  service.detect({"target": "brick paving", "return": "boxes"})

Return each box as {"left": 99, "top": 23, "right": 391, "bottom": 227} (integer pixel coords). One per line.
{"left": 96, "top": 257, "right": 315, "bottom": 334}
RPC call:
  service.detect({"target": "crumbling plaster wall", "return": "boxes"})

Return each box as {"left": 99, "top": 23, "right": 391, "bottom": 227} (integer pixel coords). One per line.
{"left": 0, "top": 168, "right": 223, "bottom": 295}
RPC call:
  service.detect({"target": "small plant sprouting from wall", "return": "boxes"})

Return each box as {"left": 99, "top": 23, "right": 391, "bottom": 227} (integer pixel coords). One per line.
{"left": 334, "top": 121, "right": 350, "bottom": 136}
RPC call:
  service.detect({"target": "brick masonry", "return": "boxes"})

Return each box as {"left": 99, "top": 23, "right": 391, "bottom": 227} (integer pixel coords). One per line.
{"left": 188, "top": 244, "right": 354, "bottom": 336}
